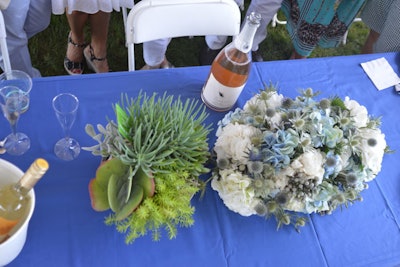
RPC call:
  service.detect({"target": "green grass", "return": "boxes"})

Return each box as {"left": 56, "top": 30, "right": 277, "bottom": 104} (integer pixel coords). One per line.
{"left": 28, "top": 11, "right": 369, "bottom": 77}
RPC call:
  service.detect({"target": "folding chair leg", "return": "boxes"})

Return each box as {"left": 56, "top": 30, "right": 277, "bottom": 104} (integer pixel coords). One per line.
{"left": 128, "top": 43, "right": 135, "bottom": 71}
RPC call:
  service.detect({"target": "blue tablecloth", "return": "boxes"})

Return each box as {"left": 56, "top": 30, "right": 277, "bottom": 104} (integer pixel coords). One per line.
{"left": 1, "top": 52, "right": 400, "bottom": 267}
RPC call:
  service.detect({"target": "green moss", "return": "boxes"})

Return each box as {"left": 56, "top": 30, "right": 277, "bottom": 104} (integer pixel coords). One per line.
{"left": 106, "top": 171, "right": 199, "bottom": 243}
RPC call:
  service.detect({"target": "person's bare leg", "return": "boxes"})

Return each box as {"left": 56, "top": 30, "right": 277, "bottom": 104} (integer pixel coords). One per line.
{"left": 361, "top": 29, "right": 380, "bottom": 54}
{"left": 289, "top": 50, "right": 307, "bottom": 59}
{"left": 84, "top": 11, "right": 110, "bottom": 73}
{"left": 65, "top": 11, "right": 88, "bottom": 74}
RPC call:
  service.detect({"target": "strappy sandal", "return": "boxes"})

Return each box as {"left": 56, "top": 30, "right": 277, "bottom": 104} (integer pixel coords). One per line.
{"left": 83, "top": 44, "right": 109, "bottom": 73}
{"left": 140, "top": 57, "right": 174, "bottom": 70}
{"left": 64, "top": 32, "right": 86, "bottom": 75}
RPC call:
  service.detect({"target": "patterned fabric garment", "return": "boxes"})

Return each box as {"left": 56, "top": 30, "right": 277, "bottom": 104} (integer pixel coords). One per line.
{"left": 361, "top": 0, "right": 400, "bottom": 53}
{"left": 281, "top": 0, "right": 365, "bottom": 57}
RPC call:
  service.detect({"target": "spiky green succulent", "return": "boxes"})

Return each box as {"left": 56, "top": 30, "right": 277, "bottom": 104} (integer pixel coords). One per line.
{"left": 84, "top": 92, "right": 212, "bottom": 243}
{"left": 85, "top": 92, "right": 211, "bottom": 176}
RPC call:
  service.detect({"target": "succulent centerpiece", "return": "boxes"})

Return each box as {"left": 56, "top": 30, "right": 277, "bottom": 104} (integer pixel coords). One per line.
{"left": 84, "top": 92, "right": 211, "bottom": 243}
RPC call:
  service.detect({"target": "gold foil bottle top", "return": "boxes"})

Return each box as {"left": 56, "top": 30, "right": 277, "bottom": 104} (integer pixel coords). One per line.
{"left": 18, "top": 158, "right": 49, "bottom": 192}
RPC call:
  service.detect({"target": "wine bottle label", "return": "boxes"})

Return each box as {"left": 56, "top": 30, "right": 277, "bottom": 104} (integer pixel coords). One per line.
{"left": 201, "top": 73, "right": 245, "bottom": 112}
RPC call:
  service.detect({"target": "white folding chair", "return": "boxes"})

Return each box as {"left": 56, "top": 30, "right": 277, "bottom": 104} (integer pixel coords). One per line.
{"left": 271, "top": 13, "right": 286, "bottom": 27}
{"left": 342, "top": 17, "right": 362, "bottom": 45}
{"left": 122, "top": 7, "right": 128, "bottom": 35}
{"left": 125, "top": 0, "right": 241, "bottom": 71}
{"left": 0, "top": 10, "right": 11, "bottom": 73}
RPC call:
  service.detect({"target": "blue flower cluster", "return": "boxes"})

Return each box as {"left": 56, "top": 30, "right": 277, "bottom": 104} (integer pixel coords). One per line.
{"left": 212, "top": 87, "right": 388, "bottom": 231}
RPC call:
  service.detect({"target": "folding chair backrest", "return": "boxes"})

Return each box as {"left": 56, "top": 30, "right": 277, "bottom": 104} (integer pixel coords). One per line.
{"left": 126, "top": 0, "right": 241, "bottom": 71}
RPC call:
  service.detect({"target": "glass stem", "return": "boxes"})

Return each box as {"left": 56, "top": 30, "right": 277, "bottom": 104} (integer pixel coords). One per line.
{"left": 9, "top": 113, "right": 19, "bottom": 136}
{"left": 10, "top": 123, "right": 17, "bottom": 136}
{"left": 63, "top": 127, "right": 71, "bottom": 141}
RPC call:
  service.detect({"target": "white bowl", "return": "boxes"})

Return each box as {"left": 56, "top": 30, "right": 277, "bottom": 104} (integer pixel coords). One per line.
{"left": 0, "top": 158, "right": 35, "bottom": 266}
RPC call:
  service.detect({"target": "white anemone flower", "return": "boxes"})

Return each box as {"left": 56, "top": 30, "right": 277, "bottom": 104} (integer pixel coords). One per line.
{"left": 358, "top": 128, "right": 386, "bottom": 179}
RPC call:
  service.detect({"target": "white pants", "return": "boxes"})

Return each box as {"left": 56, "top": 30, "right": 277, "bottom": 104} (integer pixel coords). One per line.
{"left": 143, "top": 38, "right": 171, "bottom": 66}
{"left": 206, "top": 0, "right": 283, "bottom": 51}
{"left": 1, "top": 0, "right": 51, "bottom": 77}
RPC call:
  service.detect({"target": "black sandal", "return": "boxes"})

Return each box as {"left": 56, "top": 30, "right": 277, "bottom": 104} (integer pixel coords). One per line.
{"left": 64, "top": 32, "right": 86, "bottom": 75}
{"left": 83, "top": 44, "right": 109, "bottom": 73}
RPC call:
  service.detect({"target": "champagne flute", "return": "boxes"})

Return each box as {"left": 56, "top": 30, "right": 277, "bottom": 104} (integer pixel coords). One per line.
{"left": 0, "top": 86, "right": 31, "bottom": 156}
{"left": 52, "top": 93, "right": 80, "bottom": 161}
{"left": 0, "top": 70, "right": 32, "bottom": 113}
{"left": 0, "top": 70, "right": 32, "bottom": 156}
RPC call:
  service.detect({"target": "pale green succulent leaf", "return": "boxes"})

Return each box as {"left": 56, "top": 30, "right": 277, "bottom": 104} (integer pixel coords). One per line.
{"left": 85, "top": 124, "right": 96, "bottom": 137}
{"left": 115, "top": 104, "right": 130, "bottom": 139}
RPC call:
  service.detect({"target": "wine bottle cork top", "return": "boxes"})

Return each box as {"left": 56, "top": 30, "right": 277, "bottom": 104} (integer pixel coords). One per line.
{"left": 36, "top": 158, "right": 49, "bottom": 171}
{"left": 18, "top": 158, "right": 49, "bottom": 191}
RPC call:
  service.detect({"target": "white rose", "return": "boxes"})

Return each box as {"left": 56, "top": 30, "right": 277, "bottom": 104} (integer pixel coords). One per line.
{"left": 344, "top": 97, "right": 369, "bottom": 128}
{"left": 214, "top": 123, "right": 261, "bottom": 164}
{"left": 211, "top": 169, "right": 257, "bottom": 216}
{"left": 291, "top": 149, "right": 325, "bottom": 184}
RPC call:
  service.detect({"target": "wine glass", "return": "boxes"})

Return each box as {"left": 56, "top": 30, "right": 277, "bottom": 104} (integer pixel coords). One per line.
{"left": 0, "top": 86, "right": 30, "bottom": 155}
{"left": 52, "top": 93, "right": 80, "bottom": 161}
{"left": 0, "top": 70, "right": 32, "bottom": 113}
{"left": 0, "top": 70, "right": 32, "bottom": 156}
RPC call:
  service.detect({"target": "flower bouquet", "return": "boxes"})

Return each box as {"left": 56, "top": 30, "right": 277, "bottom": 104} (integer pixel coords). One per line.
{"left": 84, "top": 92, "right": 211, "bottom": 243}
{"left": 211, "top": 87, "right": 389, "bottom": 230}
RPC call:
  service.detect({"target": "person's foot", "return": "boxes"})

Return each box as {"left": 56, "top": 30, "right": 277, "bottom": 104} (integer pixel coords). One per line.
{"left": 251, "top": 50, "right": 264, "bottom": 62}
{"left": 83, "top": 44, "right": 109, "bottom": 73}
{"left": 199, "top": 43, "right": 221, "bottom": 65}
{"left": 140, "top": 57, "right": 174, "bottom": 70}
{"left": 64, "top": 32, "right": 86, "bottom": 75}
